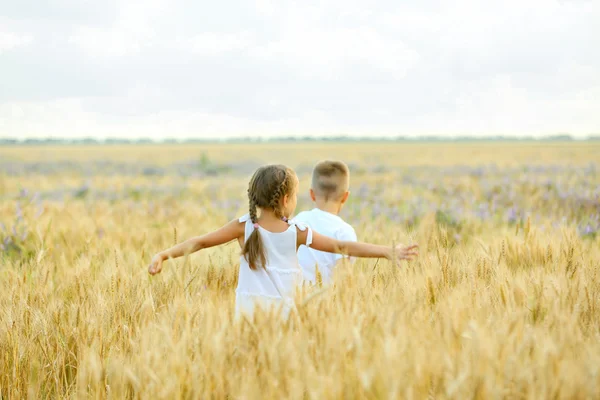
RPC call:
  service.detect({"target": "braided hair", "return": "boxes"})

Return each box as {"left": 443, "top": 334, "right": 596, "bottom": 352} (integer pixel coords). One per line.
{"left": 242, "top": 165, "right": 297, "bottom": 270}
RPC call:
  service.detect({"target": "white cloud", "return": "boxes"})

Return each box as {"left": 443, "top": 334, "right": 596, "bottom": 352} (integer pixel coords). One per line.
{"left": 67, "top": 0, "right": 168, "bottom": 58}
{"left": 0, "top": 31, "right": 33, "bottom": 54}
{"left": 68, "top": 26, "right": 144, "bottom": 58}
{"left": 175, "top": 32, "right": 255, "bottom": 55}
{"left": 252, "top": 27, "right": 419, "bottom": 80}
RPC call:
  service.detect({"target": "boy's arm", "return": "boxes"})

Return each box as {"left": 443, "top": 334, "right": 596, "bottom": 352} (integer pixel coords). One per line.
{"left": 297, "top": 229, "right": 418, "bottom": 262}
{"left": 148, "top": 219, "right": 244, "bottom": 275}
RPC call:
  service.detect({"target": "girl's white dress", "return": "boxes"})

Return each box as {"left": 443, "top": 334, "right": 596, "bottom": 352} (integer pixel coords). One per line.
{"left": 235, "top": 214, "right": 313, "bottom": 318}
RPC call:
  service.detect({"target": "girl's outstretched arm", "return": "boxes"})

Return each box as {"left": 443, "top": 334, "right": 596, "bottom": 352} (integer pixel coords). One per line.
{"left": 299, "top": 230, "right": 418, "bottom": 263}
{"left": 148, "top": 219, "right": 245, "bottom": 275}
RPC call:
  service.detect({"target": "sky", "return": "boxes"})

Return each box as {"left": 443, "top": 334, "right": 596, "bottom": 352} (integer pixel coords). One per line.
{"left": 0, "top": 0, "right": 599, "bottom": 139}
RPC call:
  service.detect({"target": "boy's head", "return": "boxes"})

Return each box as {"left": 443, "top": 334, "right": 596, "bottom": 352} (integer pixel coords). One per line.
{"left": 310, "top": 160, "right": 350, "bottom": 206}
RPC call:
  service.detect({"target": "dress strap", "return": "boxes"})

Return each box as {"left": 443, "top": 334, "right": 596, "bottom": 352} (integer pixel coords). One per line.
{"left": 238, "top": 214, "right": 253, "bottom": 239}
{"left": 288, "top": 218, "right": 313, "bottom": 247}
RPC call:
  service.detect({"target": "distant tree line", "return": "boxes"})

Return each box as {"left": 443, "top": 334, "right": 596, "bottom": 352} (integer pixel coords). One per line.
{"left": 0, "top": 134, "right": 598, "bottom": 145}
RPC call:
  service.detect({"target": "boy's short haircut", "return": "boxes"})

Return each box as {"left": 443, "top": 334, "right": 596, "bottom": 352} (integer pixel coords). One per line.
{"left": 311, "top": 160, "right": 350, "bottom": 201}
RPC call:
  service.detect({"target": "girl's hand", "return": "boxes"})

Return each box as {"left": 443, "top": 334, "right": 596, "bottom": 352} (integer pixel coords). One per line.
{"left": 392, "top": 244, "right": 419, "bottom": 262}
{"left": 148, "top": 253, "right": 165, "bottom": 275}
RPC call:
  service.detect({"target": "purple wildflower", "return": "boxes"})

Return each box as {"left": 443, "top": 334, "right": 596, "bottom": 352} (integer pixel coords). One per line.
{"left": 16, "top": 203, "right": 23, "bottom": 221}
{"left": 506, "top": 207, "right": 519, "bottom": 224}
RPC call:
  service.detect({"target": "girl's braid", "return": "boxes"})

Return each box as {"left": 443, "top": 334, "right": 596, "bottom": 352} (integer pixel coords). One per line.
{"left": 269, "top": 169, "right": 288, "bottom": 218}
{"left": 248, "top": 190, "right": 259, "bottom": 223}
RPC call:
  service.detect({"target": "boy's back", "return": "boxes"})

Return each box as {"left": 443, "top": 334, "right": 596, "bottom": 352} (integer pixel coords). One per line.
{"left": 295, "top": 208, "right": 357, "bottom": 284}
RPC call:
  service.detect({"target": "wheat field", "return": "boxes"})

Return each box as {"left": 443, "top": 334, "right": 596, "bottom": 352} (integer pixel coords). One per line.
{"left": 1, "top": 142, "right": 599, "bottom": 399}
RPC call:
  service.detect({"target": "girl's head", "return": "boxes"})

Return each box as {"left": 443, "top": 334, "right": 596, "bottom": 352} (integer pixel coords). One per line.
{"left": 243, "top": 165, "right": 298, "bottom": 269}
{"left": 247, "top": 164, "right": 298, "bottom": 222}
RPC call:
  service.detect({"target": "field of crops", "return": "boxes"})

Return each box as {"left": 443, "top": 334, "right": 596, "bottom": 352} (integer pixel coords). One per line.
{"left": 1, "top": 142, "right": 599, "bottom": 399}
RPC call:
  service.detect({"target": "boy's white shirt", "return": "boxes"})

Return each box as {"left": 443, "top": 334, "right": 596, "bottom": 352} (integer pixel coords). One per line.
{"left": 294, "top": 208, "right": 357, "bottom": 285}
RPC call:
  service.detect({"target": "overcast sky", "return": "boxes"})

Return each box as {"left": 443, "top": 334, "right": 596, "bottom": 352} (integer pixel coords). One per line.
{"left": 1, "top": 0, "right": 599, "bottom": 139}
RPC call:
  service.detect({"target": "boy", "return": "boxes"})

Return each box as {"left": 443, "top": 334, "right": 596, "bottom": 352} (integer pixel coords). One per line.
{"left": 294, "top": 160, "right": 357, "bottom": 285}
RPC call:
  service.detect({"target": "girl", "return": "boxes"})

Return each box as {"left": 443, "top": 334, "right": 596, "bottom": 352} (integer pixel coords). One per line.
{"left": 147, "top": 164, "right": 418, "bottom": 317}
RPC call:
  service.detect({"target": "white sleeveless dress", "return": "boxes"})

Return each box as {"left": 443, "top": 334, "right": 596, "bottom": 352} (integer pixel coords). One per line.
{"left": 235, "top": 214, "right": 313, "bottom": 318}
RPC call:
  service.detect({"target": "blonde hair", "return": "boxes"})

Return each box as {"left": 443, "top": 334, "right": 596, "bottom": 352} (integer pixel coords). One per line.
{"left": 311, "top": 160, "right": 350, "bottom": 201}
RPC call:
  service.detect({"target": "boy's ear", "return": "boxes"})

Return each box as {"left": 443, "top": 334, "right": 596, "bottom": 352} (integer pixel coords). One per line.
{"left": 341, "top": 191, "right": 350, "bottom": 204}
{"left": 309, "top": 188, "right": 316, "bottom": 202}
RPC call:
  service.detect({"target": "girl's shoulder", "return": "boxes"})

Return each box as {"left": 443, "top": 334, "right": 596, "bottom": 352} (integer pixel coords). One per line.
{"left": 238, "top": 214, "right": 251, "bottom": 223}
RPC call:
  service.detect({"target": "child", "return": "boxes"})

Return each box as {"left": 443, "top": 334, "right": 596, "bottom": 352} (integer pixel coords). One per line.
{"left": 294, "top": 160, "right": 356, "bottom": 285}
{"left": 147, "top": 164, "right": 418, "bottom": 318}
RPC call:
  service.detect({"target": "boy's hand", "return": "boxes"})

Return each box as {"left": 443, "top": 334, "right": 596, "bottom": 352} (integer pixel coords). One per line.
{"left": 393, "top": 244, "right": 419, "bottom": 262}
{"left": 148, "top": 253, "right": 165, "bottom": 275}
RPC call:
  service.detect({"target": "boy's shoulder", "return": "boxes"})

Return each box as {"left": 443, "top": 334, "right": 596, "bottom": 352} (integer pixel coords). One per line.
{"left": 294, "top": 210, "right": 310, "bottom": 218}
{"left": 295, "top": 208, "right": 356, "bottom": 234}
{"left": 335, "top": 216, "right": 356, "bottom": 237}
{"left": 294, "top": 209, "right": 321, "bottom": 221}
{"left": 339, "top": 217, "right": 355, "bottom": 230}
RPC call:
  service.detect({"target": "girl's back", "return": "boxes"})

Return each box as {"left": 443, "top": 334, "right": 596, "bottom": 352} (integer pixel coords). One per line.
{"left": 235, "top": 214, "right": 311, "bottom": 317}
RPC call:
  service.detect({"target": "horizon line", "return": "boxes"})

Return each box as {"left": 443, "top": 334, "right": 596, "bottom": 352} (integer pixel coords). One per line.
{"left": 1, "top": 133, "right": 599, "bottom": 144}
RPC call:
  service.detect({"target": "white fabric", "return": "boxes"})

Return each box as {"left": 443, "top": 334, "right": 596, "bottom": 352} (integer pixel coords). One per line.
{"left": 235, "top": 214, "right": 312, "bottom": 318}
{"left": 294, "top": 208, "right": 357, "bottom": 285}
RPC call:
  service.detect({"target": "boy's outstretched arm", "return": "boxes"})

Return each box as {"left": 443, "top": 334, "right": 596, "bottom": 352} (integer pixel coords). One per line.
{"left": 300, "top": 230, "right": 418, "bottom": 263}
{"left": 148, "top": 219, "right": 245, "bottom": 275}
